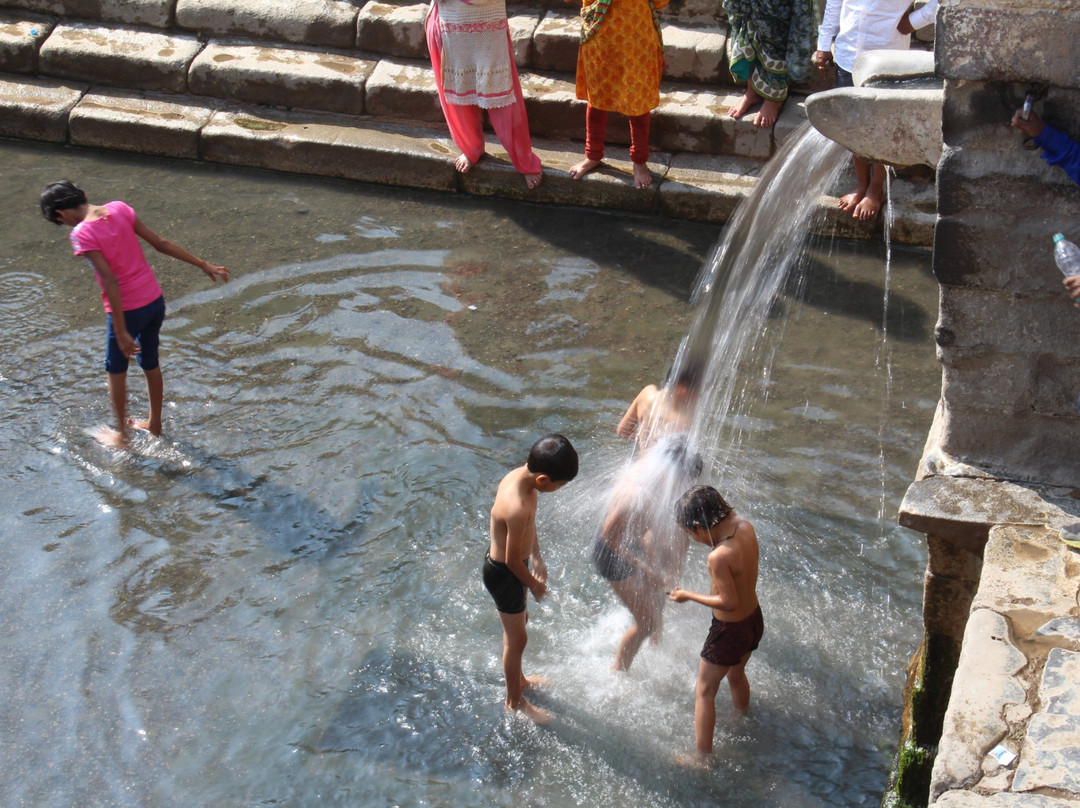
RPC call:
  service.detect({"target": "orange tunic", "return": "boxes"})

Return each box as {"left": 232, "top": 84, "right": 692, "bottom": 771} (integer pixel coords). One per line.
{"left": 575, "top": 0, "right": 666, "bottom": 117}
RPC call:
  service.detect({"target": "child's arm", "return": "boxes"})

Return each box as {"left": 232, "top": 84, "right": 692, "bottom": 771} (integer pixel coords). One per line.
{"left": 86, "top": 251, "right": 138, "bottom": 358}
{"left": 669, "top": 554, "right": 739, "bottom": 610}
{"left": 134, "top": 220, "right": 230, "bottom": 283}
{"left": 504, "top": 511, "right": 547, "bottom": 601}
{"left": 530, "top": 531, "right": 547, "bottom": 587}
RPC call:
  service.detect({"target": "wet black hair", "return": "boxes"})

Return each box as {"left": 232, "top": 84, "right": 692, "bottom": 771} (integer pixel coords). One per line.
{"left": 675, "top": 485, "right": 732, "bottom": 531}
{"left": 40, "top": 179, "right": 87, "bottom": 225}
{"left": 526, "top": 433, "right": 578, "bottom": 483}
{"left": 663, "top": 359, "right": 703, "bottom": 394}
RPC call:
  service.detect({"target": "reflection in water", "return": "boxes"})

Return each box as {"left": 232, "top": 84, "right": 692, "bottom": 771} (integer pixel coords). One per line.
{"left": 0, "top": 140, "right": 938, "bottom": 807}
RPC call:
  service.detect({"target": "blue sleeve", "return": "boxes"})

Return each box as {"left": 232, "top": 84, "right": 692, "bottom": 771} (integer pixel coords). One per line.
{"left": 1034, "top": 124, "right": 1080, "bottom": 185}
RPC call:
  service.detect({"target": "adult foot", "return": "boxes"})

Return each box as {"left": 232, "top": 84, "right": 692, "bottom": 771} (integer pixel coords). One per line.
{"left": 525, "top": 172, "right": 542, "bottom": 190}
{"left": 633, "top": 162, "right": 653, "bottom": 189}
{"left": 754, "top": 99, "right": 782, "bottom": 128}
{"left": 729, "top": 87, "right": 762, "bottom": 120}
{"left": 455, "top": 152, "right": 484, "bottom": 173}
{"left": 568, "top": 158, "right": 602, "bottom": 179}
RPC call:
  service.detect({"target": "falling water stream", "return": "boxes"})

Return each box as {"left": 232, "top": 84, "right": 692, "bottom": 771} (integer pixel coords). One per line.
{"left": 0, "top": 137, "right": 939, "bottom": 807}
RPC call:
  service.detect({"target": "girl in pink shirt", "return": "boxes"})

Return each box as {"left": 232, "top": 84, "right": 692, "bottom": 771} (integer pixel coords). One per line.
{"left": 41, "top": 180, "right": 230, "bottom": 448}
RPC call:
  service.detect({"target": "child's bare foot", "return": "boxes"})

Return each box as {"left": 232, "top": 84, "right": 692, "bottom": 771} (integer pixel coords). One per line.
{"left": 674, "top": 750, "right": 712, "bottom": 769}
{"left": 838, "top": 190, "right": 864, "bottom": 213}
{"left": 509, "top": 697, "right": 553, "bottom": 725}
{"left": 568, "top": 157, "right": 602, "bottom": 179}
{"left": 754, "top": 99, "right": 782, "bottom": 128}
{"left": 127, "top": 417, "right": 162, "bottom": 437}
{"left": 92, "top": 425, "right": 128, "bottom": 449}
{"left": 521, "top": 675, "right": 550, "bottom": 691}
{"left": 525, "top": 172, "right": 542, "bottom": 190}
{"left": 853, "top": 188, "right": 883, "bottom": 220}
{"left": 729, "top": 87, "right": 761, "bottom": 120}
{"left": 633, "top": 162, "right": 653, "bottom": 189}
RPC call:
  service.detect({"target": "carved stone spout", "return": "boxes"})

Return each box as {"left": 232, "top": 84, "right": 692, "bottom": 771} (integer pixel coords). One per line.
{"left": 805, "top": 50, "right": 944, "bottom": 168}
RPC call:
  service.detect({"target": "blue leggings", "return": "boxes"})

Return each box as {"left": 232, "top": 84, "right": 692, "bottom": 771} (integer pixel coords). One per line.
{"left": 105, "top": 295, "right": 166, "bottom": 374}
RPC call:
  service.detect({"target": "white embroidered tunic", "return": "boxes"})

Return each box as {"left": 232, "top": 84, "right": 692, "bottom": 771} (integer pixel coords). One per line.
{"left": 430, "top": 0, "right": 515, "bottom": 109}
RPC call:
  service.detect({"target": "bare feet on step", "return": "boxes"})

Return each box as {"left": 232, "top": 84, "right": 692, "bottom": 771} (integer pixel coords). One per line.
{"left": 853, "top": 187, "right": 883, "bottom": 220}
{"left": 729, "top": 87, "right": 761, "bottom": 120}
{"left": 568, "top": 157, "right": 602, "bottom": 179}
{"left": 837, "top": 190, "right": 864, "bottom": 213}
{"left": 455, "top": 153, "right": 483, "bottom": 173}
{"left": 633, "top": 162, "right": 653, "bottom": 189}
{"left": 525, "top": 172, "right": 542, "bottom": 190}
{"left": 754, "top": 99, "right": 782, "bottom": 128}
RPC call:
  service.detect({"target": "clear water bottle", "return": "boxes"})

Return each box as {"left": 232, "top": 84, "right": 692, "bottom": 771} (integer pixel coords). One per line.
{"left": 1053, "top": 233, "right": 1080, "bottom": 277}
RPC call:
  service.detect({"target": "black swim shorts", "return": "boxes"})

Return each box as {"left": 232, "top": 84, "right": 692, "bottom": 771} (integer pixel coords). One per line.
{"left": 700, "top": 605, "right": 764, "bottom": 667}
{"left": 483, "top": 552, "right": 527, "bottom": 614}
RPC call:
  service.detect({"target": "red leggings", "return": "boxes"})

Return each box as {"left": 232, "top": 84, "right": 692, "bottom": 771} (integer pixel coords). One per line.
{"left": 584, "top": 105, "right": 651, "bottom": 165}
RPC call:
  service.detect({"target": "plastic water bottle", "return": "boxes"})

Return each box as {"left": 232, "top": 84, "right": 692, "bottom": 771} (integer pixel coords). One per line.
{"left": 1053, "top": 233, "right": 1080, "bottom": 277}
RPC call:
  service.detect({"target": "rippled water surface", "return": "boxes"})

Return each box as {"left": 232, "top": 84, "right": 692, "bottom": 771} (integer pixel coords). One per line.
{"left": 0, "top": 140, "right": 940, "bottom": 807}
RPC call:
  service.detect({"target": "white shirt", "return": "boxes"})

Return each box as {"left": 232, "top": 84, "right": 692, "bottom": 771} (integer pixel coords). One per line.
{"left": 817, "top": 0, "right": 939, "bottom": 72}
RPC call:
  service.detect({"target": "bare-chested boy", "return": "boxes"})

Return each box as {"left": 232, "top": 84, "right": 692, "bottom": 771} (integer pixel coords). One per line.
{"left": 484, "top": 434, "right": 578, "bottom": 723}
{"left": 669, "top": 485, "right": 763, "bottom": 765}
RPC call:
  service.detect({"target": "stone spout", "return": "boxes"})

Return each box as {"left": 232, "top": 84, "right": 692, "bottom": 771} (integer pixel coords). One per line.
{"left": 805, "top": 50, "right": 944, "bottom": 168}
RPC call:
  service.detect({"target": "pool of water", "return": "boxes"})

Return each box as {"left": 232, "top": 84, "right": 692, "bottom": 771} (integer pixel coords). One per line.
{"left": 0, "top": 140, "right": 940, "bottom": 807}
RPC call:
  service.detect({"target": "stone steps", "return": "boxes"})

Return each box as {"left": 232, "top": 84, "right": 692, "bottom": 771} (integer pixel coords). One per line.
{"left": 0, "top": 0, "right": 936, "bottom": 244}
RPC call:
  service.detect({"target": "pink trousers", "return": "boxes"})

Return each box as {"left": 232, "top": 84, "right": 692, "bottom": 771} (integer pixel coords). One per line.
{"left": 425, "top": 7, "right": 542, "bottom": 175}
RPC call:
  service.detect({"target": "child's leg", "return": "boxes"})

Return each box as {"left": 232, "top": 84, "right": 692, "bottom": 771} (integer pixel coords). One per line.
{"left": 693, "top": 658, "right": 730, "bottom": 755}
{"left": 725, "top": 652, "right": 753, "bottom": 711}
{"left": 130, "top": 297, "right": 166, "bottom": 435}
{"left": 426, "top": 8, "right": 486, "bottom": 170}
{"left": 611, "top": 575, "right": 662, "bottom": 671}
{"left": 569, "top": 105, "right": 608, "bottom": 178}
{"left": 100, "top": 371, "right": 130, "bottom": 448}
{"left": 839, "top": 154, "right": 871, "bottom": 212}
{"left": 628, "top": 112, "right": 653, "bottom": 189}
{"left": 132, "top": 366, "right": 164, "bottom": 436}
{"left": 853, "top": 162, "right": 887, "bottom": 220}
{"left": 497, "top": 610, "right": 551, "bottom": 723}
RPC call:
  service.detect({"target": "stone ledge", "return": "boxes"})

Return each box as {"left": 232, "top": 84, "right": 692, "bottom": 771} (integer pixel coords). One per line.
{"left": 0, "top": 11, "right": 52, "bottom": 73}
{"left": 0, "top": 0, "right": 173, "bottom": 28}
{"left": 69, "top": 89, "right": 217, "bottom": 158}
{"left": 39, "top": 22, "right": 203, "bottom": 93}
{"left": 174, "top": 0, "right": 359, "bottom": 49}
{"left": 0, "top": 71, "right": 84, "bottom": 140}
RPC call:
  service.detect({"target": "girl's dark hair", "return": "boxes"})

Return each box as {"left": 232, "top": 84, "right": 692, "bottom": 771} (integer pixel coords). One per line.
{"left": 40, "top": 180, "right": 87, "bottom": 225}
{"left": 675, "top": 485, "right": 732, "bottom": 530}
{"left": 527, "top": 434, "right": 578, "bottom": 482}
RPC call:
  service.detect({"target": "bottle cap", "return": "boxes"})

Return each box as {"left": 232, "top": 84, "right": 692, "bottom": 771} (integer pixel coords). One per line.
{"left": 1054, "top": 233, "right": 1066, "bottom": 243}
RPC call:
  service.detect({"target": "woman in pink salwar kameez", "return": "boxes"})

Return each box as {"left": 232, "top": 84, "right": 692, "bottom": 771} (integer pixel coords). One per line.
{"left": 426, "top": 0, "right": 543, "bottom": 188}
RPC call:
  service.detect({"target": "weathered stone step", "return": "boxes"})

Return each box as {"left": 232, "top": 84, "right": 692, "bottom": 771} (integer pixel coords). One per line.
{"left": 9, "top": 16, "right": 797, "bottom": 159}
{"left": 0, "top": 75, "right": 936, "bottom": 245}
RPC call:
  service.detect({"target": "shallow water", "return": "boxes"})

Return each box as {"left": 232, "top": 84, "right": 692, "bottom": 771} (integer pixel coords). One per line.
{"left": 0, "top": 140, "right": 940, "bottom": 807}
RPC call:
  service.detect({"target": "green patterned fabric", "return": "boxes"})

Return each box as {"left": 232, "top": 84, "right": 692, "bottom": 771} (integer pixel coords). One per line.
{"left": 723, "top": 0, "right": 817, "bottom": 102}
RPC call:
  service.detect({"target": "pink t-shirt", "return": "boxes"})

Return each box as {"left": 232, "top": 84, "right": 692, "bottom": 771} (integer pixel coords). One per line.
{"left": 70, "top": 201, "right": 163, "bottom": 313}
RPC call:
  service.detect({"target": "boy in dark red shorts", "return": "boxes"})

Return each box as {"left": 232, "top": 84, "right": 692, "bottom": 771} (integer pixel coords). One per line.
{"left": 669, "top": 485, "right": 763, "bottom": 765}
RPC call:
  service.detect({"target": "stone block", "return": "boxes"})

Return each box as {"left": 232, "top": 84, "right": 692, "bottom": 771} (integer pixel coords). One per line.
{"left": 0, "top": 0, "right": 173, "bottom": 28}
{"left": 356, "top": 2, "right": 428, "bottom": 60}
{"left": 189, "top": 42, "right": 375, "bottom": 115}
{"left": 804, "top": 85, "right": 943, "bottom": 168}
{"left": 175, "top": 0, "right": 359, "bottom": 49}
{"left": 519, "top": 70, "right": 585, "bottom": 141}
{"left": 852, "top": 49, "right": 936, "bottom": 88}
{"left": 1014, "top": 648, "right": 1080, "bottom": 792}
{"left": 39, "top": 23, "right": 202, "bottom": 94}
{"left": 934, "top": 790, "right": 1079, "bottom": 807}
{"left": 659, "top": 22, "right": 725, "bottom": 84}
{"left": 937, "top": 4, "right": 1080, "bottom": 90}
{"left": 933, "top": 399, "right": 1080, "bottom": 487}
{"left": 929, "top": 608, "right": 1028, "bottom": 802}
{"left": 507, "top": 11, "right": 537, "bottom": 67}
{"left": 363, "top": 56, "right": 442, "bottom": 123}
{"left": 0, "top": 11, "right": 51, "bottom": 73}
{"left": 922, "top": 570, "right": 978, "bottom": 641}
{"left": 657, "top": 152, "right": 757, "bottom": 223}
{"left": 972, "top": 526, "right": 1079, "bottom": 618}
{"left": 531, "top": 10, "right": 578, "bottom": 73}
{"left": 68, "top": 89, "right": 215, "bottom": 158}
{"left": 926, "top": 534, "right": 983, "bottom": 581}
{"left": 0, "top": 73, "right": 84, "bottom": 141}
{"left": 940, "top": 353, "right": 1036, "bottom": 416}
{"left": 200, "top": 107, "right": 459, "bottom": 192}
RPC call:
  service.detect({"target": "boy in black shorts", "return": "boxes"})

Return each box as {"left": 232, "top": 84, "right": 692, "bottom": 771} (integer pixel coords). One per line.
{"left": 484, "top": 434, "right": 578, "bottom": 723}
{"left": 669, "top": 485, "right": 763, "bottom": 765}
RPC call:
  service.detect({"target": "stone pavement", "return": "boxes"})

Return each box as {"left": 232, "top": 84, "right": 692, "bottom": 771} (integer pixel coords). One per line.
{"left": 901, "top": 470, "right": 1080, "bottom": 808}
{"left": 0, "top": 0, "right": 936, "bottom": 244}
